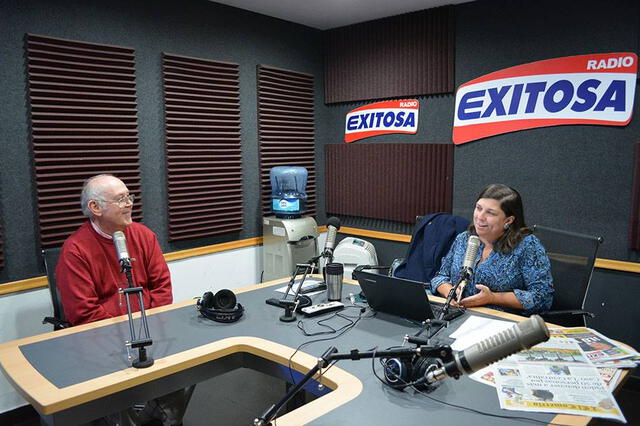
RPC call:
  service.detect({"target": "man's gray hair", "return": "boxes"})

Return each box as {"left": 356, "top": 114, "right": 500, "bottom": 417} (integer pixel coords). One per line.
{"left": 80, "top": 174, "right": 114, "bottom": 217}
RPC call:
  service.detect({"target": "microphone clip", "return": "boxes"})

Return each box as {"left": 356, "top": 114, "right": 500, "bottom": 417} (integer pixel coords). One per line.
{"left": 119, "top": 256, "right": 135, "bottom": 271}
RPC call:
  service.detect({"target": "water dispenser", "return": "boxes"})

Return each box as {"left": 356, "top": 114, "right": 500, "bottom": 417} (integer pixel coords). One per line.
{"left": 270, "top": 166, "right": 308, "bottom": 219}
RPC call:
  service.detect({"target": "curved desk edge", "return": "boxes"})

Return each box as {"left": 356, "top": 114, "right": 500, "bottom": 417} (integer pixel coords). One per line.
{"left": 0, "top": 335, "right": 363, "bottom": 422}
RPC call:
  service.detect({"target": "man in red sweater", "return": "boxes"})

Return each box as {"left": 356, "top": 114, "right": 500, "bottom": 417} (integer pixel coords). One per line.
{"left": 56, "top": 175, "right": 189, "bottom": 426}
{"left": 57, "top": 174, "right": 173, "bottom": 325}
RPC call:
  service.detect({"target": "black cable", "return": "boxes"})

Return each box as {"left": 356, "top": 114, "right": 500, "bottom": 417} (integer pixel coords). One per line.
{"left": 296, "top": 311, "right": 355, "bottom": 336}
{"left": 276, "top": 312, "right": 365, "bottom": 426}
{"left": 287, "top": 306, "right": 373, "bottom": 384}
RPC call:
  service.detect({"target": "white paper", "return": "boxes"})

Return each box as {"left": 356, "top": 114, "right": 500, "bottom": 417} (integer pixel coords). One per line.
{"left": 449, "top": 316, "right": 515, "bottom": 351}
{"left": 274, "top": 277, "right": 325, "bottom": 296}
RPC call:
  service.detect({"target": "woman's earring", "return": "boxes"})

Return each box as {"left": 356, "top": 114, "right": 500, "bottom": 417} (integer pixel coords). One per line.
{"left": 504, "top": 223, "right": 510, "bottom": 230}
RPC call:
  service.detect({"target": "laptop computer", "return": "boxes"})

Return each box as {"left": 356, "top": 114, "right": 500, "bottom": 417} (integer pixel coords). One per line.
{"left": 353, "top": 270, "right": 436, "bottom": 322}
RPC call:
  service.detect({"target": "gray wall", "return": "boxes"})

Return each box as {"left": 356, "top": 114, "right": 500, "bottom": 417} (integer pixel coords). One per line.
{"left": 0, "top": 0, "right": 328, "bottom": 282}
{"left": 1, "top": 0, "right": 640, "bottom": 284}
{"left": 452, "top": 0, "right": 640, "bottom": 262}
{"left": 322, "top": 0, "right": 640, "bottom": 263}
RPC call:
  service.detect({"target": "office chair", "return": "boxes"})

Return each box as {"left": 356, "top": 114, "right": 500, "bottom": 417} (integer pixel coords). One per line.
{"left": 41, "top": 247, "right": 70, "bottom": 330}
{"left": 533, "top": 225, "right": 603, "bottom": 327}
{"left": 385, "top": 216, "right": 425, "bottom": 277}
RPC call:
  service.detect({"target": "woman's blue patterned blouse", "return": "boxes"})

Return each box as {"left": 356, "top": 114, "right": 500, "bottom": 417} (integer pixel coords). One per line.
{"left": 430, "top": 231, "right": 554, "bottom": 315}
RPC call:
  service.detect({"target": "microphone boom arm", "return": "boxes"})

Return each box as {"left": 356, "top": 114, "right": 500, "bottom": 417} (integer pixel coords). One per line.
{"left": 254, "top": 315, "right": 549, "bottom": 425}
{"left": 254, "top": 344, "right": 453, "bottom": 426}
{"left": 255, "top": 346, "right": 338, "bottom": 426}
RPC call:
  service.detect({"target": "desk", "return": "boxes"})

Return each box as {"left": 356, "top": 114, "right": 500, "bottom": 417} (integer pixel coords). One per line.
{"left": 0, "top": 279, "right": 625, "bottom": 425}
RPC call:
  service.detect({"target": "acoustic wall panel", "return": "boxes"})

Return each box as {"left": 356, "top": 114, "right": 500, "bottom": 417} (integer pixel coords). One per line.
{"left": 326, "top": 143, "right": 453, "bottom": 223}
{"left": 163, "top": 53, "right": 243, "bottom": 241}
{"left": 26, "top": 34, "right": 142, "bottom": 248}
{"left": 324, "top": 7, "right": 454, "bottom": 104}
{"left": 257, "top": 65, "right": 316, "bottom": 216}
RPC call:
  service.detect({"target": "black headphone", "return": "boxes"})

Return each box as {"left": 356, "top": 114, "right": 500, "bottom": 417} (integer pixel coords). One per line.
{"left": 197, "top": 289, "right": 244, "bottom": 323}
{"left": 382, "top": 355, "right": 441, "bottom": 390}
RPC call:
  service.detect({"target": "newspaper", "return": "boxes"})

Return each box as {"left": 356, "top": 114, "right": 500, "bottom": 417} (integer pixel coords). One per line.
{"left": 598, "top": 367, "right": 624, "bottom": 392}
{"left": 510, "top": 336, "right": 591, "bottom": 364}
{"left": 549, "top": 327, "right": 640, "bottom": 364}
{"left": 468, "top": 337, "right": 626, "bottom": 421}
{"left": 473, "top": 365, "right": 622, "bottom": 392}
{"left": 470, "top": 337, "right": 590, "bottom": 387}
{"left": 494, "top": 362, "right": 626, "bottom": 422}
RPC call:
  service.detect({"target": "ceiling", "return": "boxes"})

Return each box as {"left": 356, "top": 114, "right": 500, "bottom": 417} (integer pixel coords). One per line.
{"left": 211, "top": 0, "right": 474, "bottom": 30}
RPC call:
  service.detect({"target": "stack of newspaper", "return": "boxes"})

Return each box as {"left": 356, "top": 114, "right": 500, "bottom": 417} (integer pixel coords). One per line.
{"left": 550, "top": 327, "right": 640, "bottom": 369}
{"left": 452, "top": 317, "right": 639, "bottom": 423}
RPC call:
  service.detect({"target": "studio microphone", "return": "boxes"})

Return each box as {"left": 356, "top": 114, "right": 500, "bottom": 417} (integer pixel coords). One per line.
{"left": 113, "top": 231, "right": 131, "bottom": 267}
{"left": 422, "top": 314, "right": 549, "bottom": 386}
{"left": 113, "top": 231, "right": 136, "bottom": 286}
{"left": 322, "top": 217, "right": 341, "bottom": 260}
{"left": 457, "top": 235, "right": 480, "bottom": 300}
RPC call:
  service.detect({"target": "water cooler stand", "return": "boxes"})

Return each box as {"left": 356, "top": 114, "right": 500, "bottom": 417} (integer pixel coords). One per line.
{"left": 262, "top": 216, "right": 319, "bottom": 282}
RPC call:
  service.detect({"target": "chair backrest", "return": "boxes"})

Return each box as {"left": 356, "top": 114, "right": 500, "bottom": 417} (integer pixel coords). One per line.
{"left": 532, "top": 225, "right": 603, "bottom": 321}
{"left": 393, "top": 213, "right": 470, "bottom": 284}
{"left": 42, "top": 247, "right": 66, "bottom": 326}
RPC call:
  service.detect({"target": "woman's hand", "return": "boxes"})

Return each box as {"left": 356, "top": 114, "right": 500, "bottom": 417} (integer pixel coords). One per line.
{"left": 459, "top": 284, "right": 495, "bottom": 308}
{"left": 437, "top": 283, "right": 461, "bottom": 307}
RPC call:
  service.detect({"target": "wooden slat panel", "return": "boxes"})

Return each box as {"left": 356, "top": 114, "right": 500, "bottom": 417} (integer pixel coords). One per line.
{"left": 163, "top": 53, "right": 243, "bottom": 241}
{"left": 257, "top": 65, "right": 316, "bottom": 217}
{"left": 27, "top": 34, "right": 142, "bottom": 248}
{"left": 326, "top": 143, "right": 453, "bottom": 223}
{"left": 324, "top": 7, "right": 454, "bottom": 103}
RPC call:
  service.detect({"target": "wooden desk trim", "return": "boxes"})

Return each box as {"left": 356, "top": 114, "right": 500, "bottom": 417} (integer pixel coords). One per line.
{"left": 2, "top": 226, "right": 639, "bottom": 296}
{"left": 337, "top": 227, "right": 640, "bottom": 274}
{"left": 0, "top": 285, "right": 362, "bottom": 423}
{"left": 339, "top": 226, "right": 412, "bottom": 243}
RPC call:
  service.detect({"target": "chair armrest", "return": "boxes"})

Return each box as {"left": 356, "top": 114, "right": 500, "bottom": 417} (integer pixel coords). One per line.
{"left": 352, "top": 264, "right": 391, "bottom": 280}
{"left": 389, "top": 258, "right": 404, "bottom": 277}
{"left": 43, "top": 316, "right": 71, "bottom": 330}
{"left": 540, "top": 309, "right": 596, "bottom": 319}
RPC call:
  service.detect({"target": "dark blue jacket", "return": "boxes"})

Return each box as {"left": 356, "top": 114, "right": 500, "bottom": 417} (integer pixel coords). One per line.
{"left": 393, "top": 213, "right": 470, "bottom": 286}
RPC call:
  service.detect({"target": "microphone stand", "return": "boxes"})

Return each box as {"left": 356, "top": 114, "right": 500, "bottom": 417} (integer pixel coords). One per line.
{"left": 405, "top": 317, "right": 450, "bottom": 346}
{"left": 438, "top": 270, "right": 469, "bottom": 322}
{"left": 279, "top": 260, "right": 318, "bottom": 322}
{"left": 118, "top": 258, "right": 154, "bottom": 368}
{"left": 254, "top": 344, "right": 454, "bottom": 426}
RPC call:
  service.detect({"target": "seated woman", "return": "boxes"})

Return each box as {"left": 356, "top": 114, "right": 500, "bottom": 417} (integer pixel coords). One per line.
{"left": 430, "top": 184, "right": 553, "bottom": 315}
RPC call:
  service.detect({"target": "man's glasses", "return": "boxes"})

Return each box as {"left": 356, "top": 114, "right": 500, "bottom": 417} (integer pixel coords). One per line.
{"left": 100, "top": 194, "right": 135, "bottom": 208}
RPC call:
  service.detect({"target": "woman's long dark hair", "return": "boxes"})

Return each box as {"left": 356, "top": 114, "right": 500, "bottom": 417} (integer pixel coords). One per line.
{"left": 468, "top": 184, "right": 532, "bottom": 253}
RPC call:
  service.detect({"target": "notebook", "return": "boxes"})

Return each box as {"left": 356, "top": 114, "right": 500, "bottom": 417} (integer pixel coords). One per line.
{"left": 353, "top": 270, "right": 436, "bottom": 322}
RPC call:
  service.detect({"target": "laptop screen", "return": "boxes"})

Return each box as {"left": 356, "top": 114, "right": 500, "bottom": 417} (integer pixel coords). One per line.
{"left": 353, "top": 270, "right": 435, "bottom": 322}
